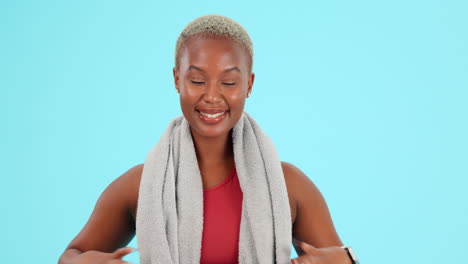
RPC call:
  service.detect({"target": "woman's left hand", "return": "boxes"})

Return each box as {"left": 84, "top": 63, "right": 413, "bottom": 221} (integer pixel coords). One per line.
{"left": 290, "top": 239, "right": 352, "bottom": 264}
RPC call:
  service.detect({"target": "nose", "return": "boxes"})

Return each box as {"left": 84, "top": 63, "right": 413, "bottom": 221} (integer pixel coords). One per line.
{"left": 203, "top": 82, "right": 222, "bottom": 103}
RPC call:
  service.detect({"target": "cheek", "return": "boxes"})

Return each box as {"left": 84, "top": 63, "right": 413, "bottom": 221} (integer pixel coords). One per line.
{"left": 179, "top": 91, "right": 195, "bottom": 116}
{"left": 227, "top": 90, "right": 246, "bottom": 111}
{"left": 181, "top": 81, "right": 195, "bottom": 96}
{"left": 179, "top": 84, "right": 199, "bottom": 104}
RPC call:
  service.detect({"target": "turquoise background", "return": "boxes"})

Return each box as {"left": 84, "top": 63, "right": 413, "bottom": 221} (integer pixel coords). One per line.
{"left": 1, "top": 0, "right": 467, "bottom": 263}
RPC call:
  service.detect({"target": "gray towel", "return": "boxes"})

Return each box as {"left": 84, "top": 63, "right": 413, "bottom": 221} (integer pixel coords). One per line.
{"left": 136, "top": 112, "right": 292, "bottom": 264}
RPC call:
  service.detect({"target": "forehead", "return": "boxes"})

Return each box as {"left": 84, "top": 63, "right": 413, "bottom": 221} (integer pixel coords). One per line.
{"left": 179, "top": 36, "right": 249, "bottom": 72}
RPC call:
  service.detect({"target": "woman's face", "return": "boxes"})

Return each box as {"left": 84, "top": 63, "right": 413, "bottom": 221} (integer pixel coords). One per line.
{"left": 173, "top": 36, "right": 254, "bottom": 139}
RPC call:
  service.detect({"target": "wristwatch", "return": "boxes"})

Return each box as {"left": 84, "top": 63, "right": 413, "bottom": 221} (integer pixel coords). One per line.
{"left": 341, "top": 246, "right": 360, "bottom": 264}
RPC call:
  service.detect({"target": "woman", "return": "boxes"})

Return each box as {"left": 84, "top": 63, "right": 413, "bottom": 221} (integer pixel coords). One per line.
{"left": 58, "top": 15, "right": 358, "bottom": 264}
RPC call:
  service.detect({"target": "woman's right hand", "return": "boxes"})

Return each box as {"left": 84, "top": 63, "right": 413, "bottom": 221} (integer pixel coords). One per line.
{"left": 72, "top": 247, "right": 135, "bottom": 264}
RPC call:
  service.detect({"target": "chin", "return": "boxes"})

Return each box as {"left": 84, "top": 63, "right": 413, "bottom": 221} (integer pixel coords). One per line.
{"left": 193, "top": 120, "right": 233, "bottom": 139}
{"left": 190, "top": 122, "right": 232, "bottom": 139}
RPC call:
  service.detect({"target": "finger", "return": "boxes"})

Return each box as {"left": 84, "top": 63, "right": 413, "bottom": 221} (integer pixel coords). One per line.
{"left": 108, "top": 260, "right": 132, "bottom": 264}
{"left": 112, "top": 247, "right": 135, "bottom": 259}
{"left": 292, "top": 238, "right": 306, "bottom": 256}
{"left": 293, "top": 238, "right": 317, "bottom": 254}
{"left": 292, "top": 238, "right": 302, "bottom": 247}
{"left": 299, "top": 241, "right": 319, "bottom": 256}
{"left": 291, "top": 256, "right": 313, "bottom": 264}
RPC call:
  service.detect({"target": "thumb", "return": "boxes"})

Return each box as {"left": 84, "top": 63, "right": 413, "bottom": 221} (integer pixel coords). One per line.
{"left": 112, "top": 247, "right": 135, "bottom": 259}
{"left": 296, "top": 239, "right": 319, "bottom": 255}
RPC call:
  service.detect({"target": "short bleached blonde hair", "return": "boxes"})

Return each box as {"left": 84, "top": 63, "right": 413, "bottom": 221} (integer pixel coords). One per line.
{"left": 174, "top": 14, "right": 254, "bottom": 72}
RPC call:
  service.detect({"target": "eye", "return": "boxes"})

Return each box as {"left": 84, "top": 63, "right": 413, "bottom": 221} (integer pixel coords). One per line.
{"left": 191, "top": 80, "right": 205, "bottom": 85}
{"left": 222, "top": 82, "right": 236, "bottom": 86}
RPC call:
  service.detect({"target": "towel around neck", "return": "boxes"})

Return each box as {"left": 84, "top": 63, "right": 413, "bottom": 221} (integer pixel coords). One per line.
{"left": 136, "top": 112, "right": 292, "bottom": 264}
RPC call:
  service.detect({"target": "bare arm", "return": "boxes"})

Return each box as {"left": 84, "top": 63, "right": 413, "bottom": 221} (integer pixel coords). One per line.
{"left": 281, "top": 162, "right": 343, "bottom": 249}
{"left": 58, "top": 164, "right": 143, "bottom": 264}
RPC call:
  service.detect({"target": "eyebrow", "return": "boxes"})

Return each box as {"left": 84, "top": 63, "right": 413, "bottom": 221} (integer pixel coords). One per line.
{"left": 188, "top": 65, "right": 241, "bottom": 73}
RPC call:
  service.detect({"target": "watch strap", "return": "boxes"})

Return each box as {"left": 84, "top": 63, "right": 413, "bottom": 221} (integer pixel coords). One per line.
{"left": 341, "top": 246, "right": 360, "bottom": 264}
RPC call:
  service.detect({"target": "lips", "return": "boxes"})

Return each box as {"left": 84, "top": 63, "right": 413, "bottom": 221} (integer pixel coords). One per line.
{"left": 196, "top": 108, "right": 228, "bottom": 114}
{"left": 199, "top": 111, "right": 225, "bottom": 118}
{"left": 196, "top": 108, "right": 228, "bottom": 124}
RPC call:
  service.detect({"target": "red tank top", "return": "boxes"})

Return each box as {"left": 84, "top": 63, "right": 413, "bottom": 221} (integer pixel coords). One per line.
{"left": 200, "top": 167, "right": 243, "bottom": 264}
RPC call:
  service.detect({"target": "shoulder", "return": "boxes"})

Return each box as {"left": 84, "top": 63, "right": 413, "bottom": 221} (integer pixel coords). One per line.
{"left": 107, "top": 163, "right": 143, "bottom": 200}
{"left": 117, "top": 163, "right": 144, "bottom": 188}
{"left": 281, "top": 161, "right": 343, "bottom": 247}
{"left": 280, "top": 161, "right": 326, "bottom": 219}
{"left": 280, "top": 161, "right": 314, "bottom": 225}
{"left": 281, "top": 161, "right": 307, "bottom": 182}
{"left": 116, "top": 163, "right": 144, "bottom": 219}
{"left": 280, "top": 161, "right": 319, "bottom": 199}
{"left": 99, "top": 163, "right": 144, "bottom": 220}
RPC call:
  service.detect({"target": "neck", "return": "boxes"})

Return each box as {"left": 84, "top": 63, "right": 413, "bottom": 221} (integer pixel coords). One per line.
{"left": 190, "top": 129, "right": 234, "bottom": 169}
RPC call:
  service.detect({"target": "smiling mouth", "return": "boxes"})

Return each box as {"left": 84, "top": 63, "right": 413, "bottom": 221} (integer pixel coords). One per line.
{"left": 198, "top": 111, "right": 226, "bottom": 118}
{"left": 196, "top": 109, "right": 229, "bottom": 123}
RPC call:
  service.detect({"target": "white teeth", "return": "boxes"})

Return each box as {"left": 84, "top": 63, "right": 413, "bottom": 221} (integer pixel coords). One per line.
{"left": 199, "top": 111, "right": 225, "bottom": 118}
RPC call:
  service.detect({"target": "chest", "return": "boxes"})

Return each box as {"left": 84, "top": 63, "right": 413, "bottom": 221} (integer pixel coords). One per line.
{"left": 129, "top": 174, "right": 297, "bottom": 228}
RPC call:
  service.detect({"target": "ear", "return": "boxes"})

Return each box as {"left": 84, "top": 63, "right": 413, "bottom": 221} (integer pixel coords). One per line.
{"left": 247, "top": 72, "right": 255, "bottom": 98}
{"left": 173, "top": 67, "right": 180, "bottom": 93}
